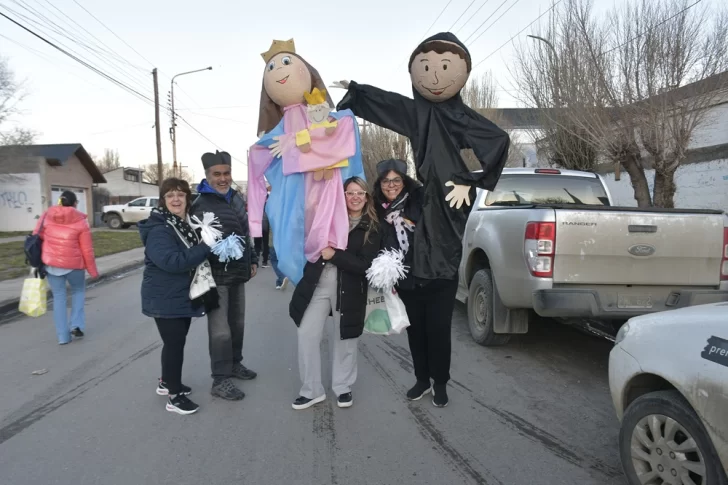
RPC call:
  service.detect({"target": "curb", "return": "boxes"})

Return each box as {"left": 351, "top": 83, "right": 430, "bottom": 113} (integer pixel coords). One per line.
{"left": 0, "top": 260, "right": 144, "bottom": 322}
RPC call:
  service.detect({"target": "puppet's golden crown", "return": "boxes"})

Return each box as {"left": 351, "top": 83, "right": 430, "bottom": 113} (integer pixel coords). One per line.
{"left": 261, "top": 39, "right": 296, "bottom": 63}
{"left": 304, "top": 88, "right": 327, "bottom": 105}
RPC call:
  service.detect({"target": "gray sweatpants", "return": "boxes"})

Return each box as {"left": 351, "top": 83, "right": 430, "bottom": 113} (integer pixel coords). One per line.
{"left": 207, "top": 283, "right": 246, "bottom": 378}
{"left": 298, "top": 264, "right": 359, "bottom": 399}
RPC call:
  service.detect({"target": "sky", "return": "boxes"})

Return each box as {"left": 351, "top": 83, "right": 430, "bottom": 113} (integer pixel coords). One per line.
{"left": 0, "top": 0, "right": 614, "bottom": 182}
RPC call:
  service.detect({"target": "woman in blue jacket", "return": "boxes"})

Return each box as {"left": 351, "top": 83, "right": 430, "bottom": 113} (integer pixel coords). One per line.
{"left": 138, "top": 178, "right": 213, "bottom": 415}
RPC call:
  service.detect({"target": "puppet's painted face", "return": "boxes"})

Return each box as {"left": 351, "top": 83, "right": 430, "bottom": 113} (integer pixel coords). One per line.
{"left": 410, "top": 42, "right": 469, "bottom": 102}
{"left": 307, "top": 102, "right": 331, "bottom": 124}
{"left": 263, "top": 53, "right": 312, "bottom": 107}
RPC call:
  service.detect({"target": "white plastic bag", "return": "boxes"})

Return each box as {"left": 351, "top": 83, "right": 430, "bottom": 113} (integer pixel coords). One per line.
{"left": 363, "top": 286, "right": 410, "bottom": 336}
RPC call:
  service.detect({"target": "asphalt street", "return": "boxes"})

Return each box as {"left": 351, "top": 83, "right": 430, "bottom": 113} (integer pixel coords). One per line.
{"left": 0, "top": 267, "right": 625, "bottom": 485}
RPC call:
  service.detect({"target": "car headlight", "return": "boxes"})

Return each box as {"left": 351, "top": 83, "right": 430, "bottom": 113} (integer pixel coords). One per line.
{"left": 615, "top": 322, "right": 630, "bottom": 345}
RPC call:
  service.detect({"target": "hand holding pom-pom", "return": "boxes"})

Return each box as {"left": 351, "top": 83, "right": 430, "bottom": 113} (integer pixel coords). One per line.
{"left": 190, "top": 212, "right": 223, "bottom": 247}
{"left": 366, "top": 249, "right": 409, "bottom": 290}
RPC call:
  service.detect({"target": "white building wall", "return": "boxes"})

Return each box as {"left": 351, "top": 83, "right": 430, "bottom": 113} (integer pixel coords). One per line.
{"left": 0, "top": 173, "right": 44, "bottom": 231}
{"left": 101, "top": 168, "right": 158, "bottom": 197}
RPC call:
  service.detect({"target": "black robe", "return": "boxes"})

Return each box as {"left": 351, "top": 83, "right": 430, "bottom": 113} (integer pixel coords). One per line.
{"left": 337, "top": 83, "right": 510, "bottom": 281}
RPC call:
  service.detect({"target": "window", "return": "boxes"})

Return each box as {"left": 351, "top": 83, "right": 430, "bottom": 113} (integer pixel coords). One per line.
{"left": 124, "top": 170, "right": 140, "bottom": 183}
{"left": 484, "top": 175, "right": 610, "bottom": 207}
{"left": 149, "top": 198, "right": 158, "bottom": 207}
{"left": 128, "top": 198, "right": 147, "bottom": 207}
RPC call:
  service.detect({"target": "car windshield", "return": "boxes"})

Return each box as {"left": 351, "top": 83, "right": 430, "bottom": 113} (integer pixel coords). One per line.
{"left": 484, "top": 174, "right": 610, "bottom": 206}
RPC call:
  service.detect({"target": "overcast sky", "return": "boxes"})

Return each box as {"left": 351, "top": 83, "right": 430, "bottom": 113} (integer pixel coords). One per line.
{"left": 1, "top": 0, "right": 617, "bottom": 182}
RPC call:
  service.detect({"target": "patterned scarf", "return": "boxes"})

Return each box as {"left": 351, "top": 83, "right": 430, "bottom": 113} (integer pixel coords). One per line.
{"left": 382, "top": 193, "right": 415, "bottom": 254}
{"left": 153, "top": 207, "right": 200, "bottom": 246}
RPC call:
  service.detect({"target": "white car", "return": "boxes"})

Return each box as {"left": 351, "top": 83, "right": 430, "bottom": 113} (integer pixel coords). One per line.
{"left": 609, "top": 303, "right": 728, "bottom": 485}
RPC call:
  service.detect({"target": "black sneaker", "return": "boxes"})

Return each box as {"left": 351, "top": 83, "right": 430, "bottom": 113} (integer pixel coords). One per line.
{"left": 156, "top": 379, "right": 191, "bottom": 396}
{"left": 406, "top": 381, "right": 432, "bottom": 401}
{"left": 165, "top": 394, "right": 199, "bottom": 415}
{"left": 231, "top": 363, "right": 257, "bottom": 380}
{"left": 432, "top": 384, "right": 449, "bottom": 408}
{"left": 211, "top": 378, "right": 245, "bottom": 401}
{"left": 337, "top": 392, "right": 353, "bottom": 408}
{"left": 71, "top": 328, "right": 84, "bottom": 338}
{"left": 292, "top": 394, "right": 326, "bottom": 410}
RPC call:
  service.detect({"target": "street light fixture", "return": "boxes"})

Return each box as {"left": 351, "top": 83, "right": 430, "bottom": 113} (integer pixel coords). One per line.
{"left": 170, "top": 66, "right": 212, "bottom": 177}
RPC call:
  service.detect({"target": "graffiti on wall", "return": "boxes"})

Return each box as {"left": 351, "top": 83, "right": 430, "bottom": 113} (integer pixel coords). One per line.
{"left": 0, "top": 173, "right": 43, "bottom": 231}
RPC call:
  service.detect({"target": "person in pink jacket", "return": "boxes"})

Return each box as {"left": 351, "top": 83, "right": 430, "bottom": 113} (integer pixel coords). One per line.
{"left": 33, "top": 190, "right": 98, "bottom": 344}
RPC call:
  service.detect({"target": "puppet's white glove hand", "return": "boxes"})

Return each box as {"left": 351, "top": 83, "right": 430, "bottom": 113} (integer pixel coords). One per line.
{"left": 269, "top": 136, "right": 283, "bottom": 158}
{"left": 329, "top": 80, "right": 350, "bottom": 89}
{"left": 444, "top": 181, "right": 471, "bottom": 209}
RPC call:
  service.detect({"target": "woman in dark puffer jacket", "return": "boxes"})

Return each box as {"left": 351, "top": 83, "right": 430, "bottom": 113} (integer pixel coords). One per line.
{"left": 289, "top": 177, "right": 381, "bottom": 411}
{"left": 138, "top": 178, "right": 213, "bottom": 416}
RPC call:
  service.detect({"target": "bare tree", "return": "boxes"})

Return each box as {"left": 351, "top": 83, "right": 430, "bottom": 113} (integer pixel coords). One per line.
{"left": 96, "top": 148, "right": 121, "bottom": 173}
{"left": 141, "top": 163, "right": 193, "bottom": 184}
{"left": 513, "top": 0, "right": 728, "bottom": 208}
{"left": 0, "top": 56, "right": 36, "bottom": 147}
{"left": 360, "top": 124, "right": 413, "bottom": 183}
{"left": 460, "top": 71, "right": 526, "bottom": 170}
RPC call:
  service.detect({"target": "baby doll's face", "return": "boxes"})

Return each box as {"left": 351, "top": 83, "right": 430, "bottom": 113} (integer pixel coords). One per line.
{"left": 410, "top": 41, "right": 469, "bottom": 102}
{"left": 307, "top": 103, "right": 331, "bottom": 124}
{"left": 263, "top": 53, "right": 313, "bottom": 107}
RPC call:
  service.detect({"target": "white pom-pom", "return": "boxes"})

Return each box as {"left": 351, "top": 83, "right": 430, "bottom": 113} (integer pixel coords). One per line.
{"left": 190, "top": 212, "right": 223, "bottom": 246}
{"left": 366, "top": 248, "right": 408, "bottom": 290}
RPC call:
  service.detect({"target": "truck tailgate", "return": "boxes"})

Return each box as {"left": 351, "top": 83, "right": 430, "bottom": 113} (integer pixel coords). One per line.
{"left": 553, "top": 208, "right": 725, "bottom": 286}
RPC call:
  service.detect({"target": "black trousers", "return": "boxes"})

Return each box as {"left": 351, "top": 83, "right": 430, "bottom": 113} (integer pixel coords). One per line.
{"left": 398, "top": 278, "right": 459, "bottom": 385}
{"left": 254, "top": 230, "right": 270, "bottom": 264}
{"left": 154, "top": 317, "right": 192, "bottom": 395}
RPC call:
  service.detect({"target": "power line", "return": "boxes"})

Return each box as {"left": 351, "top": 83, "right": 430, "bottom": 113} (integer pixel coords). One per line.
{"left": 463, "top": 0, "right": 511, "bottom": 44}
{"left": 471, "top": 0, "right": 562, "bottom": 70}
{"left": 184, "top": 111, "right": 250, "bottom": 124}
{"left": 448, "top": 0, "right": 478, "bottom": 31}
{"left": 176, "top": 105, "right": 251, "bottom": 111}
{"left": 467, "top": 0, "right": 523, "bottom": 46}
{"left": 0, "top": 9, "right": 155, "bottom": 106}
{"left": 456, "top": 0, "right": 492, "bottom": 35}
{"left": 176, "top": 114, "right": 247, "bottom": 167}
{"left": 392, "top": 0, "right": 454, "bottom": 73}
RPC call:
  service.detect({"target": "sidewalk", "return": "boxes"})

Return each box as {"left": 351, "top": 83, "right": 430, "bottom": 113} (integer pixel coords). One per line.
{"left": 0, "top": 247, "right": 145, "bottom": 316}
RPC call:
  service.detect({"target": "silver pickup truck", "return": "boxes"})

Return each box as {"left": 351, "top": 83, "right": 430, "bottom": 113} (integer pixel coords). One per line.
{"left": 457, "top": 167, "right": 728, "bottom": 345}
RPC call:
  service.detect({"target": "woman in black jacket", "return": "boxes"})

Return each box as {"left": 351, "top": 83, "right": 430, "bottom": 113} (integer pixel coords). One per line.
{"left": 289, "top": 177, "right": 381, "bottom": 410}
{"left": 374, "top": 159, "right": 455, "bottom": 408}
{"left": 138, "top": 178, "right": 213, "bottom": 416}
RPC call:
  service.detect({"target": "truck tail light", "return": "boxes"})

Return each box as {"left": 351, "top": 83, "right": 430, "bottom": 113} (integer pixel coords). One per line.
{"left": 721, "top": 228, "right": 728, "bottom": 281}
{"left": 525, "top": 222, "right": 555, "bottom": 278}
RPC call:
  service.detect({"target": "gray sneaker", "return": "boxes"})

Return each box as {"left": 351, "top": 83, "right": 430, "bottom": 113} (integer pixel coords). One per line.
{"left": 211, "top": 378, "right": 245, "bottom": 401}
{"left": 231, "top": 363, "right": 257, "bottom": 380}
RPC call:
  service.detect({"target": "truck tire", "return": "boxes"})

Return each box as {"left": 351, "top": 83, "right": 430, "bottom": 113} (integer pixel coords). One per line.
{"left": 620, "top": 390, "right": 727, "bottom": 485}
{"left": 467, "top": 269, "right": 511, "bottom": 346}
{"left": 106, "top": 214, "right": 123, "bottom": 229}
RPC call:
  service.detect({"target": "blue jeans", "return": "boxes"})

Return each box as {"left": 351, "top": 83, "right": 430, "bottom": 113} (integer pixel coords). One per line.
{"left": 269, "top": 247, "right": 286, "bottom": 286}
{"left": 46, "top": 270, "right": 86, "bottom": 343}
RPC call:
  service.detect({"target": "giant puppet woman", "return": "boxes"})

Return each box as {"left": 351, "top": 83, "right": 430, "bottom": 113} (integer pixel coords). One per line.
{"left": 248, "top": 39, "right": 364, "bottom": 285}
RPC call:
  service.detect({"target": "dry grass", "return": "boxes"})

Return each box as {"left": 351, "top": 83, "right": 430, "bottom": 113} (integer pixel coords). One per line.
{"left": 0, "top": 231, "right": 142, "bottom": 282}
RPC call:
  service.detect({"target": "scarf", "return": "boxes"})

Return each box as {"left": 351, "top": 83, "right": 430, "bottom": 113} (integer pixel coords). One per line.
{"left": 382, "top": 193, "right": 415, "bottom": 254}
{"left": 154, "top": 207, "right": 199, "bottom": 246}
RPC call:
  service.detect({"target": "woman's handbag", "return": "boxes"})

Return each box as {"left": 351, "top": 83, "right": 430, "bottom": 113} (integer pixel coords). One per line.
{"left": 363, "top": 286, "right": 410, "bottom": 336}
{"left": 19, "top": 268, "right": 48, "bottom": 318}
{"left": 189, "top": 260, "right": 216, "bottom": 300}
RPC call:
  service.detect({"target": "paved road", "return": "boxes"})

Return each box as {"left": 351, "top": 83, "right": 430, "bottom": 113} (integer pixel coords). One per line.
{"left": 0, "top": 268, "right": 624, "bottom": 485}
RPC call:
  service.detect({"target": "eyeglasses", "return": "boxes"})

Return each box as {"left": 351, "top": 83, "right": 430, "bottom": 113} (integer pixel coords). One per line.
{"left": 380, "top": 177, "right": 403, "bottom": 187}
{"left": 345, "top": 191, "right": 367, "bottom": 198}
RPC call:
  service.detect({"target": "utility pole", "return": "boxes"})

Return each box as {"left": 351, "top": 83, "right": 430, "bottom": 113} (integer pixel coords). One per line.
{"left": 152, "top": 68, "right": 163, "bottom": 186}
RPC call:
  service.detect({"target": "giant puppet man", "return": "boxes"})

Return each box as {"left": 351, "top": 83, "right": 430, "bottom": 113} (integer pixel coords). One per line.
{"left": 248, "top": 39, "right": 364, "bottom": 285}
{"left": 334, "top": 32, "right": 510, "bottom": 282}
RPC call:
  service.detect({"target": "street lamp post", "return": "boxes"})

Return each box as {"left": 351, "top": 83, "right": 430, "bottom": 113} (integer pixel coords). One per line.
{"left": 527, "top": 35, "right": 560, "bottom": 107}
{"left": 170, "top": 66, "right": 212, "bottom": 177}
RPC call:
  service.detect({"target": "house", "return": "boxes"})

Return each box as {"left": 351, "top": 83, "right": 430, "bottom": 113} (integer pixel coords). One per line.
{"left": 99, "top": 166, "right": 159, "bottom": 204}
{"left": 0, "top": 143, "right": 105, "bottom": 231}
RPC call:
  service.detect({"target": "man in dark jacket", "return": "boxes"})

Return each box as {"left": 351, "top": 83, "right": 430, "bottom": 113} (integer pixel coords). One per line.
{"left": 192, "top": 150, "right": 258, "bottom": 401}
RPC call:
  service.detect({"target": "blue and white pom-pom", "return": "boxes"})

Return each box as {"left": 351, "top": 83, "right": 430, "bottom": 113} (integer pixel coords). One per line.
{"left": 189, "top": 212, "right": 223, "bottom": 247}
{"left": 366, "top": 248, "right": 408, "bottom": 290}
{"left": 211, "top": 233, "right": 245, "bottom": 267}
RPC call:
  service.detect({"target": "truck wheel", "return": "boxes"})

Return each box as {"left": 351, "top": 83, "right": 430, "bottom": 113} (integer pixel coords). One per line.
{"left": 620, "top": 390, "right": 726, "bottom": 485}
{"left": 467, "top": 269, "right": 511, "bottom": 346}
{"left": 106, "top": 214, "right": 123, "bottom": 229}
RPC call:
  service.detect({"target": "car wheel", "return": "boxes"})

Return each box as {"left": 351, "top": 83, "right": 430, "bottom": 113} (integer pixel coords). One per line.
{"left": 467, "top": 269, "right": 511, "bottom": 346}
{"left": 620, "top": 390, "right": 727, "bottom": 485}
{"left": 106, "top": 215, "right": 122, "bottom": 229}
